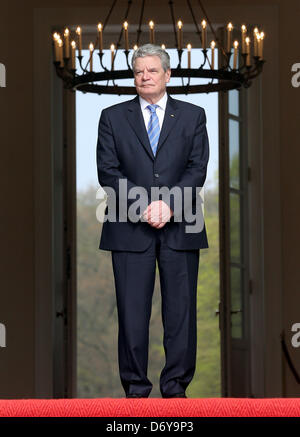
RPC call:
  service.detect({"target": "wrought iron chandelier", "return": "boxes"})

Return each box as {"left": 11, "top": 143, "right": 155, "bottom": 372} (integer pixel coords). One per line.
{"left": 52, "top": 0, "right": 266, "bottom": 95}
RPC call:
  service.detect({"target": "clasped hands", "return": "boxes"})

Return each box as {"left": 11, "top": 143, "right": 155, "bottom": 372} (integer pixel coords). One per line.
{"left": 140, "top": 200, "right": 173, "bottom": 229}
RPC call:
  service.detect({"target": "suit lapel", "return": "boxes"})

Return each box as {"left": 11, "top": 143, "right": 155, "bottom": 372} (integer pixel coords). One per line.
{"left": 126, "top": 94, "right": 180, "bottom": 161}
{"left": 126, "top": 95, "right": 154, "bottom": 160}
{"left": 156, "top": 95, "right": 179, "bottom": 156}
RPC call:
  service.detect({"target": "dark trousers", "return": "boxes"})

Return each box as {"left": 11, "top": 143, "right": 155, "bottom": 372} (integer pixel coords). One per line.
{"left": 111, "top": 228, "right": 200, "bottom": 397}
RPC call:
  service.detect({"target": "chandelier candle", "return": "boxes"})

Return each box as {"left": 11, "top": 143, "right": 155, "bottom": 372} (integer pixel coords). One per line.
{"left": 233, "top": 40, "right": 239, "bottom": 69}
{"left": 245, "top": 37, "right": 251, "bottom": 66}
{"left": 201, "top": 20, "right": 207, "bottom": 49}
{"left": 111, "top": 44, "right": 115, "bottom": 70}
{"left": 98, "top": 23, "right": 103, "bottom": 52}
{"left": 149, "top": 21, "right": 155, "bottom": 44}
{"left": 71, "top": 41, "right": 76, "bottom": 69}
{"left": 64, "top": 28, "right": 70, "bottom": 58}
{"left": 76, "top": 26, "right": 82, "bottom": 57}
{"left": 241, "top": 24, "right": 247, "bottom": 53}
{"left": 123, "top": 21, "right": 129, "bottom": 50}
{"left": 187, "top": 44, "right": 191, "bottom": 68}
{"left": 253, "top": 27, "right": 259, "bottom": 56}
{"left": 210, "top": 40, "right": 215, "bottom": 69}
{"left": 53, "top": 33, "right": 59, "bottom": 62}
{"left": 89, "top": 43, "right": 94, "bottom": 71}
{"left": 256, "top": 33, "right": 261, "bottom": 58}
{"left": 258, "top": 32, "right": 264, "bottom": 59}
{"left": 177, "top": 20, "right": 183, "bottom": 50}
{"left": 58, "top": 38, "right": 63, "bottom": 66}
{"left": 227, "top": 22, "right": 233, "bottom": 52}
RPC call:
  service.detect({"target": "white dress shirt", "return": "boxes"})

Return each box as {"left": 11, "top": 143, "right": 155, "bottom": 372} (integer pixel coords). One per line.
{"left": 139, "top": 92, "right": 168, "bottom": 131}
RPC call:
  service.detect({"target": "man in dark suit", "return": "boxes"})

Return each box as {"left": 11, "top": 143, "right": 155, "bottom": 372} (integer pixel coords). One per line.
{"left": 96, "top": 44, "right": 209, "bottom": 398}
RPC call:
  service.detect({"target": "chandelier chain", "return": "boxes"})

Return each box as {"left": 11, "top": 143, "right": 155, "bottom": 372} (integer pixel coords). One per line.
{"left": 197, "top": 0, "right": 227, "bottom": 60}
{"left": 186, "top": 0, "right": 212, "bottom": 70}
{"left": 108, "top": 0, "right": 133, "bottom": 86}
{"left": 136, "top": 0, "right": 146, "bottom": 46}
{"left": 82, "top": 0, "right": 118, "bottom": 72}
{"left": 168, "top": 1, "right": 179, "bottom": 50}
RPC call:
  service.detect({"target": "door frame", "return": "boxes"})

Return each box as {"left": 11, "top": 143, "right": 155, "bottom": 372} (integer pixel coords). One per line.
{"left": 33, "top": 3, "right": 282, "bottom": 398}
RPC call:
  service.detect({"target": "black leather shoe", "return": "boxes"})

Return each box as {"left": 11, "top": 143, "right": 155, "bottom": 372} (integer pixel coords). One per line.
{"left": 126, "top": 394, "right": 147, "bottom": 398}
{"left": 162, "top": 393, "right": 187, "bottom": 398}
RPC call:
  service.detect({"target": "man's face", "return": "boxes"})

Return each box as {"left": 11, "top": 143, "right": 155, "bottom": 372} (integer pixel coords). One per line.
{"left": 133, "top": 55, "right": 171, "bottom": 102}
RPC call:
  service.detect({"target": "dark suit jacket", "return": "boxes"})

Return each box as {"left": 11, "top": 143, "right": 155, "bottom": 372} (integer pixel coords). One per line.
{"left": 96, "top": 93, "right": 209, "bottom": 251}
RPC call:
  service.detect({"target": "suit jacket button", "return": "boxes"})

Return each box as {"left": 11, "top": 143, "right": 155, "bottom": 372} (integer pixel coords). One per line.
{"left": 154, "top": 173, "right": 159, "bottom": 178}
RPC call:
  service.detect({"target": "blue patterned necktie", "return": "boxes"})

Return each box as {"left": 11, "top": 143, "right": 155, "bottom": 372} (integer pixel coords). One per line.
{"left": 146, "top": 104, "right": 160, "bottom": 156}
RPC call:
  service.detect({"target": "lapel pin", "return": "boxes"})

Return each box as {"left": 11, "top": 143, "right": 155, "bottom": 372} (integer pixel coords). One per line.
{"left": 170, "top": 114, "right": 175, "bottom": 117}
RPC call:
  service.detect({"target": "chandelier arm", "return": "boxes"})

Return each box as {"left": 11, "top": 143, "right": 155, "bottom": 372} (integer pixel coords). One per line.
{"left": 240, "top": 60, "right": 257, "bottom": 79}
{"left": 185, "top": 80, "right": 190, "bottom": 94}
{"left": 78, "top": 55, "right": 90, "bottom": 74}
{"left": 136, "top": 0, "right": 146, "bottom": 46}
{"left": 244, "top": 59, "right": 265, "bottom": 81}
{"left": 223, "top": 50, "right": 233, "bottom": 71}
{"left": 54, "top": 62, "right": 74, "bottom": 82}
{"left": 98, "top": 52, "right": 109, "bottom": 72}
{"left": 238, "top": 53, "right": 260, "bottom": 75}
{"left": 124, "top": 49, "right": 132, "bottom": 71}
{"left": 238, "top": 53, "right": 248, "bottom": 72}
{"left": 199, "top": 49, "right": 208, "bottom": 69}
{"left": 62, "top": 57, "right": 77, "bottom": 76}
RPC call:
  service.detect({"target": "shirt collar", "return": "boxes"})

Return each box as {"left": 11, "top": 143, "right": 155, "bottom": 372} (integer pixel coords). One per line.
{"left": 139, "top": 92, "right": 168, "bottom": 111}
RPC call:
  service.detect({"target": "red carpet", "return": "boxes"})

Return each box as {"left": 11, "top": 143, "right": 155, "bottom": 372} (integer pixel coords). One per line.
{"left": 0, "top": 398, "right": 300, "bottom": 417}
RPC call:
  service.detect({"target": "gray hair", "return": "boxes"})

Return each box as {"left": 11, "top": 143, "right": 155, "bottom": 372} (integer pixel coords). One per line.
{"left": 131, "top": 43, "right": 170, "bottom": 72}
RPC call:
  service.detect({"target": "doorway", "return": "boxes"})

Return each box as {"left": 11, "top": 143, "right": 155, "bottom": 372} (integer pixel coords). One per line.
{"left": 75, "top": 48, "right": 221, "bottom": 397}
